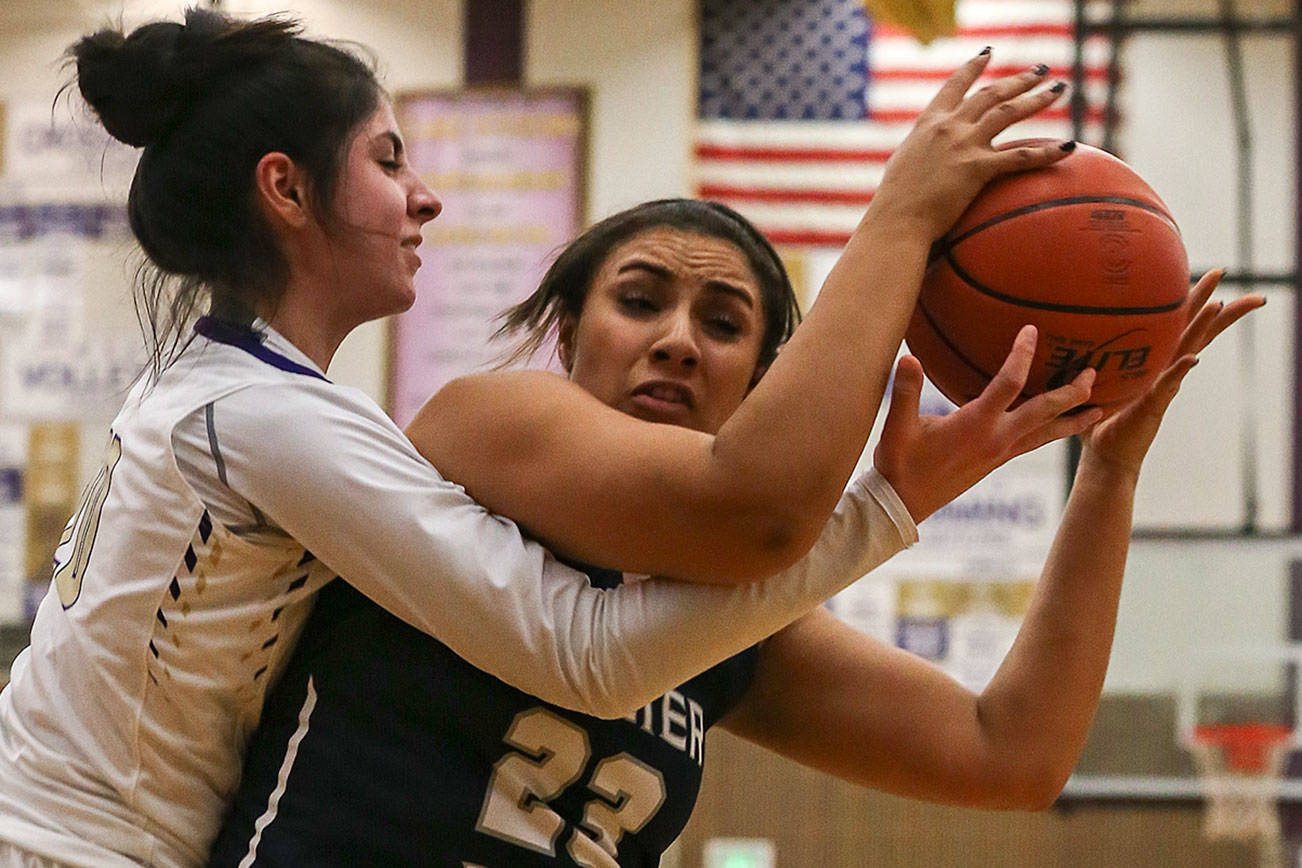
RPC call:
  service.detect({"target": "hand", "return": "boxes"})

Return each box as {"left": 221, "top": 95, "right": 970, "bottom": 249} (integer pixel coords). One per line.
{"left": 870, "top": 50, "right": 1073, "bottom": 240}
{"left": 1079, "top": 269, "right": 1267, "bottom": 478}
{"left": 873, "top": 325, "right": 1100, "bottom": 523}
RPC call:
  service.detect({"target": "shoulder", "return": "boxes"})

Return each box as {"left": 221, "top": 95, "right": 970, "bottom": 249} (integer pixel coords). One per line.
{"left": 204, "top": 378, "right": 425, "bottom": 484}
{"left": 425, "top": 369, "right": 579, "bottom": 409}
{"left": 213, "top": 377, "right": 396, "bottom": 434}
{"left": 408, "top": 369, "right": 594, "bottom": 439}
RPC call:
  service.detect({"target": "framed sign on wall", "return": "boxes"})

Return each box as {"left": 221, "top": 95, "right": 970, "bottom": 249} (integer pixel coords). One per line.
{"left": 387, "top": 88, "right": 588, "bottom": 427}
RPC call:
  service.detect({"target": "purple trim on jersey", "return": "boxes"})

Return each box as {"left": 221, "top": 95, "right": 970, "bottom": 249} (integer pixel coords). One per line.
{"left": 195, "top": 317, "right": 329, "bottom": 382}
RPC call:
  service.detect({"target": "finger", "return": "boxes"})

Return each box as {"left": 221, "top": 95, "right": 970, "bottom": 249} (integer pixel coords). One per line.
{"left": 1185, "top": 268, "right": 1224, "bottom": 323}
{"left": 974, "top": 80, "right": 1068, "bottom": 139}
{"left": 1012, "top": 407, "right": 1104, "bottom": 455}
{"left": 1177, "top": 292, "right": 1265, "bottom": 358}
{"left": 882, "top": 355, "right": 925, "bottom": 435}
{"left": 1142, "top": 354, "right": 1199, "bottom": 416}
{"left": 1159, "top": 354, "right": 1200, "bottom": 393}
{"left": 984, "top": 139, "right": 1076, "bottom": 177}
{"left": 976, "top": 324, "right": 1037, "bottom": 409}
{"left": 1198, "top": 294, "right": 1266, "bottom": 350}
{"left": 925, "top": 49, "right": 993, "bottom": 112}
{"left": 1174, "top": 299, "right": 1222, "bottom": 358}
{"left": 1010, "top": 365, "right": 1096, "bottom": 428}
{"left": 956, "top": 64, "right": 1052, "bottom": 121}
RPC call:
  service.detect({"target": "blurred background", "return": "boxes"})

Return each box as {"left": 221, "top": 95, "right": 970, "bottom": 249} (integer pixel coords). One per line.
{"left": 0, "top": 0, "right": 1298, "bottom": 864}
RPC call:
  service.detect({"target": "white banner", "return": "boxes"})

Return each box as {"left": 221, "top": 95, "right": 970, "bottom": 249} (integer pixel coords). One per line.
{"left": 4, "top": 101, "right": 139, "bottom": 201}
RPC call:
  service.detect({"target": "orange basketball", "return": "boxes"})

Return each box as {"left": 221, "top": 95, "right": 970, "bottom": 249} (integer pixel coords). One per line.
{"left": 904, "top": 143, "right": 1190, "bottom": 410}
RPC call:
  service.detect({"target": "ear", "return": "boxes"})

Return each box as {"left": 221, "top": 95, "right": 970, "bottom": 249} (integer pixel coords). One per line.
{"left": 557, "top": 314, "right": 576, "bottom": 373}
{"left": 254, "top": 152, "right": 311, "bottom": 229}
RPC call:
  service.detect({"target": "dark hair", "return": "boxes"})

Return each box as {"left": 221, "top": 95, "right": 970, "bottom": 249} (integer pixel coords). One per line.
{"left": 498, "top": 199, "right": 801, "bottom": 371}
{"left": 68, "top": 7, "right": 383, "bottom": 374}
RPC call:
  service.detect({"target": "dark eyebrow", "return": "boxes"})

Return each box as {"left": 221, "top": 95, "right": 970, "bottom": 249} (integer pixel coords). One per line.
{"left": 616, "top": 259, "right": 755, "bottom": 308}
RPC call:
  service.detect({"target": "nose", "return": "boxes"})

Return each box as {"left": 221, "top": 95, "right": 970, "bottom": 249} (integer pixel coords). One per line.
{"left": 410, "top": 179, "right": 442, "bottom": 224}
{"left": 649, "top": 309, "right": 699, "bottom": 370}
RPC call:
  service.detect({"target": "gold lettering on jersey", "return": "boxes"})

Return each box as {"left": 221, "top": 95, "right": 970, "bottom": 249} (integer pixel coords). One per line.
{"left": 623, "top": 690, "right": 705, "bottom": 766}
{"left": 479, "top": 708, "right": 670, "bottom": 865}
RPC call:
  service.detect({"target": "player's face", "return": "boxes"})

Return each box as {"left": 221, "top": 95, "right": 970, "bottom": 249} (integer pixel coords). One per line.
{"left": 561, "top": 228, "right": 767, "bottom": 435}
{"left": 324, "top": 101, "right": 441, "bottom": 324}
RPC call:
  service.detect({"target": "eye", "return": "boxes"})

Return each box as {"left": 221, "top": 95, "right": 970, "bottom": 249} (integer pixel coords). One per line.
{"left": 618, "top": 293, "right": 659, "bottom": 314}
{"left": 379, "top": 159, "right": 401, "bottom": 171}
{"left": 706, "top": 315, "right": 743, "bottom": 338}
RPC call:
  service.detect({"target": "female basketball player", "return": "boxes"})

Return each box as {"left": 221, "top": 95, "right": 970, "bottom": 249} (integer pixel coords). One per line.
{"left": 1, "top": 8, "right": 1119, "bottom": 868}
{"left": 210, "top": 198, "right": 1259, "bottom": 865}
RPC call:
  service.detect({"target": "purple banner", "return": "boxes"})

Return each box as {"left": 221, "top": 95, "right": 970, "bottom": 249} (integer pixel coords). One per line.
{"left": 388, "top": 90, "right": 585, "bottom": 426}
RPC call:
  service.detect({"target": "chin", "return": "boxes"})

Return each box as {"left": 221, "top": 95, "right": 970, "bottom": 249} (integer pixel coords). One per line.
{"left": 394, "top": 290, "right": 418, "bottom": 314}
{"left": 383, "top": 285, "right": 419, "bottom": 317}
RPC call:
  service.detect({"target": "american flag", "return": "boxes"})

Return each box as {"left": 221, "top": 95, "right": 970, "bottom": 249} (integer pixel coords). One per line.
{"left": 696, "top": 0, "right": 1116, "bottom": 247}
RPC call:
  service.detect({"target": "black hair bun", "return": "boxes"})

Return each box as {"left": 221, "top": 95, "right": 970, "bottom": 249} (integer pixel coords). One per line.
{"left": 71, "top": 8, "right": 300, "bottom": 149}
{"left": 72, "top": 20, "right": 186, "bottom": 148}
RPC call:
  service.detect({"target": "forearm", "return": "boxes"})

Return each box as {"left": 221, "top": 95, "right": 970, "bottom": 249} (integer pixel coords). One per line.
{"left": 578, "top": 468, "right": 917, "bottom": 715}
{"left": 241, "top": 380, "right": 914, "bottom": 718}
{"left": 976, "top": 452, "right": 1137, "bottom": 803}
{"left": 711, "top": 210, "right": 932, "bottom": 541}
{"left": 356, "top": 468, "right": 914, "bottom": 720}
{"left": 409, "top": 213, "right": 933, "bottom": 584}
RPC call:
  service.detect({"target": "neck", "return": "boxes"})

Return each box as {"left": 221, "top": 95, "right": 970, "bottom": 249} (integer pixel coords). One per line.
{"left": 260, "top": 287, "right": 351, "bottom": 372}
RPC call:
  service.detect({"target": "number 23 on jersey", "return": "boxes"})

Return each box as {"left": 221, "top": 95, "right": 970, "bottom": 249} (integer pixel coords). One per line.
{"left": 477, "top": 707, "right": 667, "bottom": 866}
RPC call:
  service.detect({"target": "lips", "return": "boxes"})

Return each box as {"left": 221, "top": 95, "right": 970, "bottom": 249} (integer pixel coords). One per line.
{"left": 631, "top": 380, "right": 694, "bottom": 409}
{"left": 400, "top": 235, "right": 423, "bottom": 269}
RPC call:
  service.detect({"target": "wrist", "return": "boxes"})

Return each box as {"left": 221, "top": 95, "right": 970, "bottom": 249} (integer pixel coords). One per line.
{"left": 1075, "top": 448, "right": 1142, "bottom": 491}
{"left": 857, "top": 196, "right": 944, "bottom": 246}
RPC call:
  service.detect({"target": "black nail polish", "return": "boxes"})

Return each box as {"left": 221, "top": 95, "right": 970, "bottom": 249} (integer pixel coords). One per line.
{"left": 1060, "top": 140, "right": 1077, "bottom": 152}
{"left": 979, "top": 45, "right": 991, "bottom": 55}
{"left": 1050, "top": 80, "right": 1067, "bottom": 93}
{"left": 1032, "top": 63, "right": 1049, "bottom": 75}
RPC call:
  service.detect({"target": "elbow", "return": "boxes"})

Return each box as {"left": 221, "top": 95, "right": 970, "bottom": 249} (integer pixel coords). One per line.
{"left": 1013, "top": 775, "right": 1070, "bottom": 813}
{"left": 982, "top": 761, "right": 1074, "bottom": 812}
{"left": 707, "top": 513, "right": 823, "bottom": 584}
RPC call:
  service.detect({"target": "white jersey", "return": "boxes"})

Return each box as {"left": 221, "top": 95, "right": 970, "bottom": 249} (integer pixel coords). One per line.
{"left": 0, "top": 319, "right": 917, "bottom": 868}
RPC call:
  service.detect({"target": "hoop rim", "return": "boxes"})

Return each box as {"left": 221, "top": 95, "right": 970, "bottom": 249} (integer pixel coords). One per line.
{"left": 1192, "top": 723, "right": 1295, "bottom": 774}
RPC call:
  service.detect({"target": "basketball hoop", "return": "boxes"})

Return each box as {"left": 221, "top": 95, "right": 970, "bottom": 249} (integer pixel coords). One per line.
{"left": 1190, "top": 723, "right": 1292, "bottom": 868}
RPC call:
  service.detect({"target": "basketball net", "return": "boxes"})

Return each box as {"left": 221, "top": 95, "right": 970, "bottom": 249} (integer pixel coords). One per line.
{"left": 1191, "top": 724, "right": 1292, "bottom": 868}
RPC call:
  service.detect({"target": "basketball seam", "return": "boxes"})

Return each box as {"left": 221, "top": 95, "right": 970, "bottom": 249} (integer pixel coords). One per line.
{"left": 914, "top": 298, "right": 1036, "bottom": 404}
{"left": 935, "top": 195, "right": 1180, "bottom": 255}
{"left": 943, "top": 252, "right": 1188, "bottom": 315}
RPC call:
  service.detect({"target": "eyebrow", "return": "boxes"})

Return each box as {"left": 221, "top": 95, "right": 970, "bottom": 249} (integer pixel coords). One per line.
{"left": 616, "top": 259, "right": 756, "bottom": 308}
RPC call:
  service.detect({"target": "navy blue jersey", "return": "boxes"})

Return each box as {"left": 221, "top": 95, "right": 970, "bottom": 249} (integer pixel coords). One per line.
{"left": 210, "top": 562, "right": 758, "bottom": 867}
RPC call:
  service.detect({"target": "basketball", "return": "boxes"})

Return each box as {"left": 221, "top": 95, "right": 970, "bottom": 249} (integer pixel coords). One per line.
{"left": 904, "top": 142, "right": 1190, "bottom": 410}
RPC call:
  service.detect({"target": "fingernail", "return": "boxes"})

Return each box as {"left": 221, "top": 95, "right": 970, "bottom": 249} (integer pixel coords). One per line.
{"left": 1060, "top": 140, "right": 1077, "bottom": 151}
{"left": 1050, "top": 81, "right": 1067, "bottom": 94}
{"left": 1033, "top": 63, "right": 1049, "bottom": 76}
{"left": 979, "top": 46, "right": 991, "bottom": 56}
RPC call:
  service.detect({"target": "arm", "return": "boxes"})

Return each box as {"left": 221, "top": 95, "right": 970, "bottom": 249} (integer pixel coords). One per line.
{"left": 722, "top": 273, "right": 1265, "bottom": 806}
{"left": 406, "top": 57, "right": 1075, "bottom": 584}
{"left": 217, "top": 380, "right": 916, "bottom": 718}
